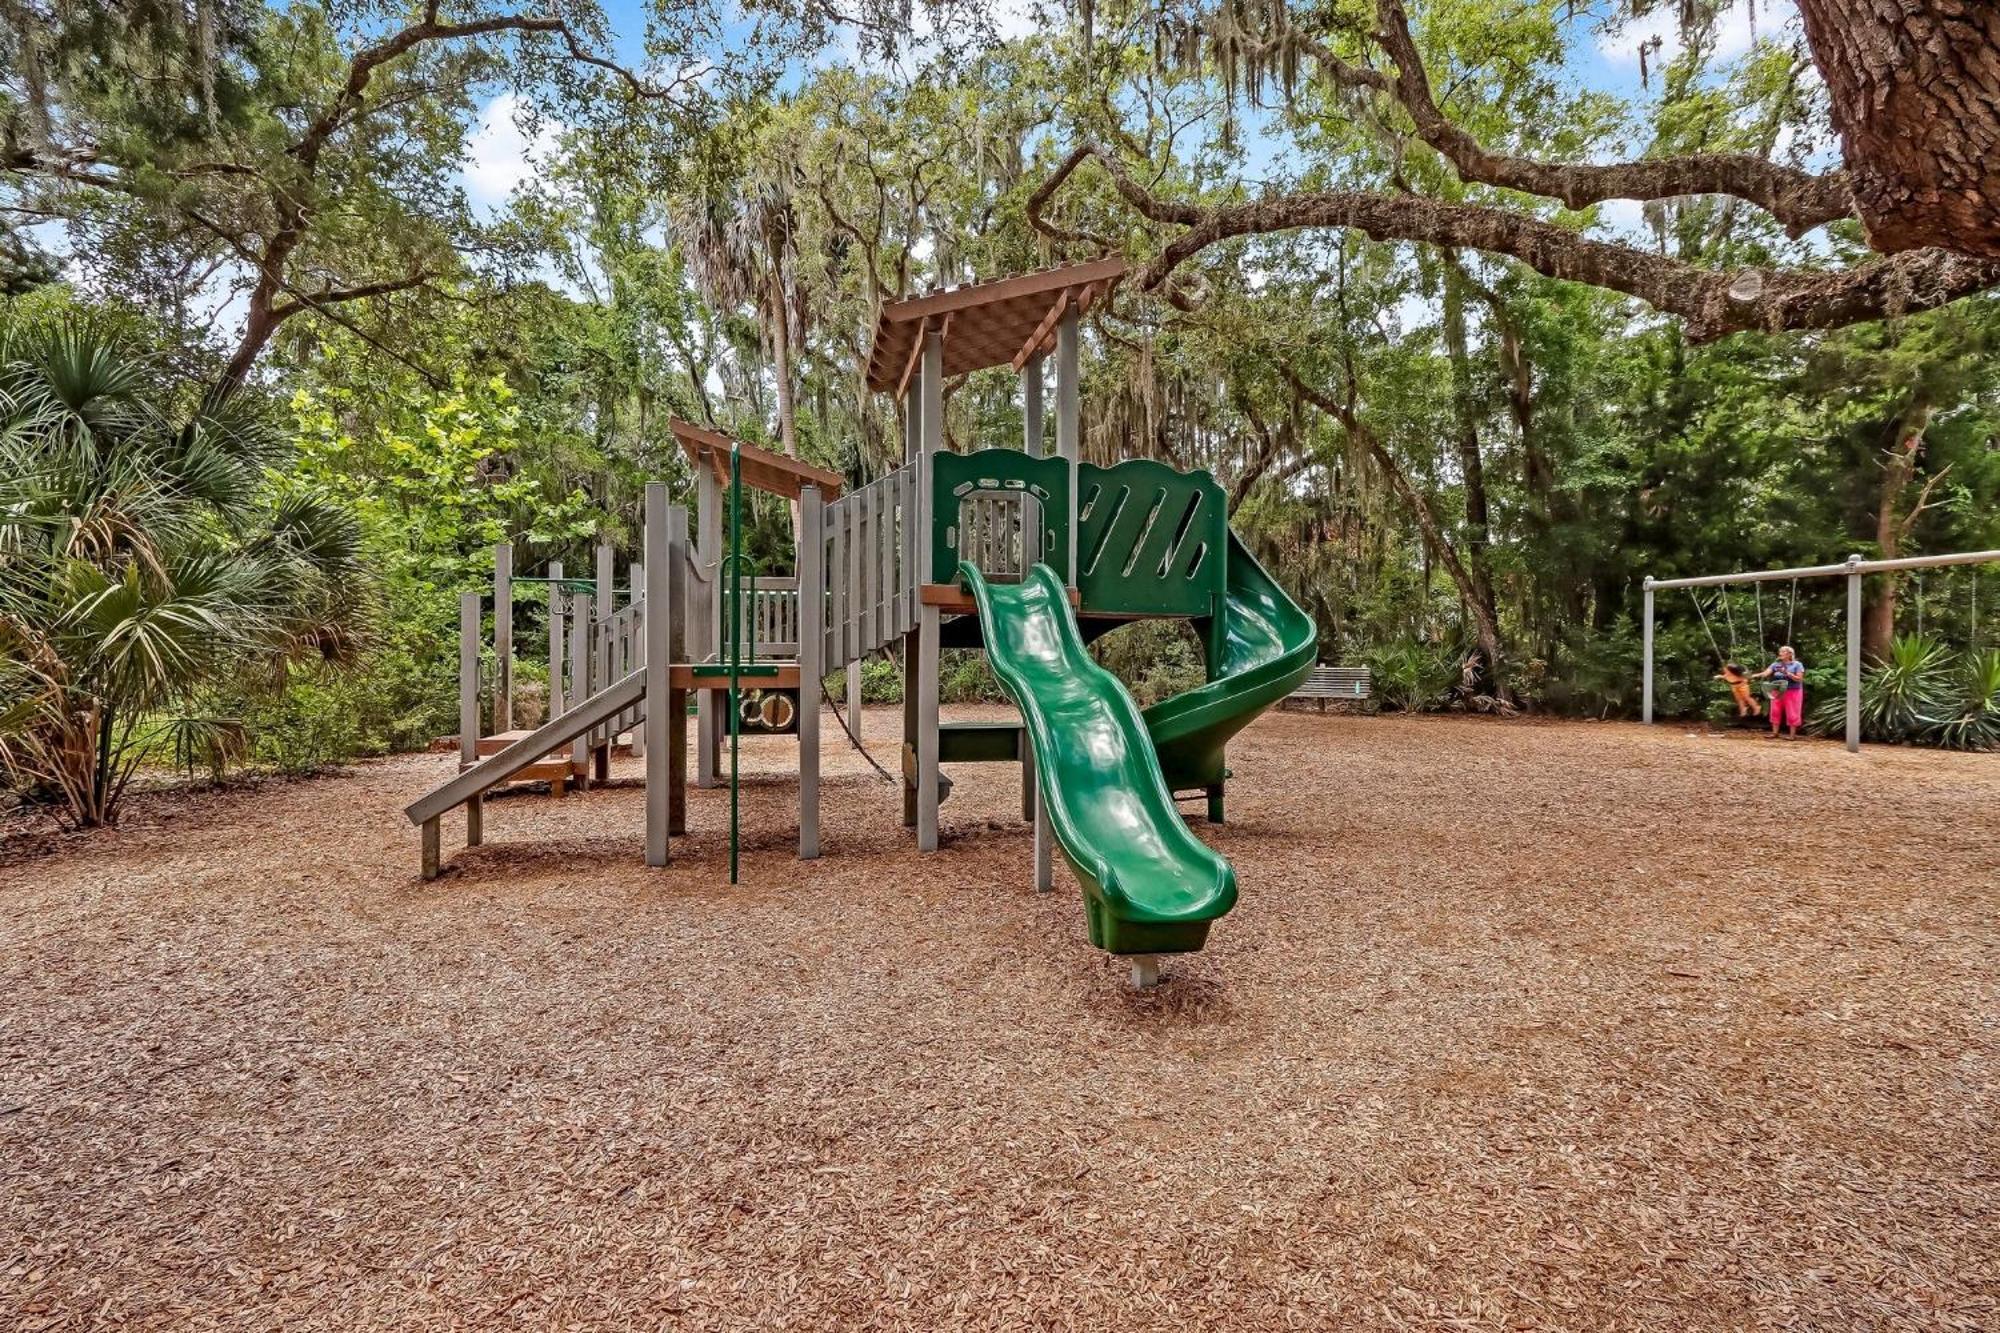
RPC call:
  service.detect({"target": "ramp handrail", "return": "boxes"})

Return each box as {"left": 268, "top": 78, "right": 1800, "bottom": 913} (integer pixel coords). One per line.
{"left": 408, "top": 669, "right": 646, "bottom": 827}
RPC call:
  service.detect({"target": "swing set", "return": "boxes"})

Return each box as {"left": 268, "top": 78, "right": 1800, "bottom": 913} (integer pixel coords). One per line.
{"left": 1684, "top": 576, "right": 1801, "bottom": 671}
{"left": 1642, "top": 548, "right": 2000, "bottom": 751}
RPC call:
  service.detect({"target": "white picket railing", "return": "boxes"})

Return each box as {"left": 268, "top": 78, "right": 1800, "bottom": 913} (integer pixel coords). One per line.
{"left": 727, "top": 576, "right": 799, "bottom": 658}
{"left": 819, "top": 461, "right": 919, "bottom": 669}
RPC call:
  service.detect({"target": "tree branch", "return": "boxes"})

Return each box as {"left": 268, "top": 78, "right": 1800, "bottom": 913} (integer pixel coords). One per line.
{"left": 267, "top": 271, "right": 435, "bottom": 321}
{"left": 1282, "top": 1, "right": 1856, "bottom": 234}
{"left": 1049, "top": 144, "right": 2000, "bottom": 340}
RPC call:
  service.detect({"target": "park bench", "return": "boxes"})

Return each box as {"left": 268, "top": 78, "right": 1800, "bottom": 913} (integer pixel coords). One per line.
{"left": 1287, "top": 664, "right": 1372, "bottom": 711}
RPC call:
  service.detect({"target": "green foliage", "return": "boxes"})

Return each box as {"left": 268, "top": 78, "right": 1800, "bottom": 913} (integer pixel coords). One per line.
{"left": 1807, "top": 635, "right": 2000, "bottom": 750}
{"left": 1091, "top": 621, "right": 1208, "bottom": 707}
{"left": 938, "top": 649, "right": 1008, "bottom": 705}
{"left": 0, "top": 305, "right": 371, "bottom": 824}
{"left": 1364, "top": 639, "right": 1459, "bottom": 713}
{"left": 1929, "top": 650, "right": 2000, "bottom": 752}
{"left": 857, "top": 655, "right": 903, "bottom": 705}
{"left": 286, "top": 364, "right": 606, "bottom": 757}
{"left": 9, "top": 0, "right": 2000, "bottom": 793}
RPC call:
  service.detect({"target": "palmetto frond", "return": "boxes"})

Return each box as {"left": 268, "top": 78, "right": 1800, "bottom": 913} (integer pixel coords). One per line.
{"left": 0, "top": 306, "right": 375, "bottom": 825}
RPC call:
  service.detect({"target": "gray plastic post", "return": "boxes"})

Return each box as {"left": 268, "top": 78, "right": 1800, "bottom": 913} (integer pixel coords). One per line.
{"left": 596, "top": 541, "right": 614, "bottom": 616}
{"left": 547, "top": 559, "right": 565, "bottom": 719}
{"left": 1023, "top": 354, "right": 1044, "bottom": 455}
{"left": 628, "top": 560, "right": 646, "bottom": 759}
{"left": 1641, "top": 579, "right": 1654, "bottom": 724}
{"left": 696, "top": 468, "right": 720, "bottom": 789}
{"left": 493, "top": 542, "right": 512, "bottom": 732}
{"left": 917, "top": 329, "right": 944, "bottom": 852}
{"left": 569, "top": 590, "right": 591, "bottom": 786}
{"left": 846, "top": 657, "right": 863, "bottom": 746}
{"left": 1846, "top": 555, "right": 1863, "bottom": 752}
{"left": 1056, "top": 311, "right": 1080, "bottom": 586}
{"left": 1022, "top": 353, "right": 1045, "bottom": 570}
{"left": 799, "top": 486, "right": 824, "bottom": 859}
{"left": 1130, "top": 956, "right": 1162, "bottom": 990}
{"left": 644, "top": 486, "right": 671, "bottom": 865}
{"left": 458, "top": 591, "right": 479, "bottom": 768}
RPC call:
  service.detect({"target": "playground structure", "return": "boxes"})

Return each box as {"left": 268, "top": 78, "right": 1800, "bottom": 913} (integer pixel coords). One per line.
{"left": 1642, "top": 548, "right": 2000, "bottom": 751}
{"left": 403, "top": 259, "right": 1316, "bottom": 983}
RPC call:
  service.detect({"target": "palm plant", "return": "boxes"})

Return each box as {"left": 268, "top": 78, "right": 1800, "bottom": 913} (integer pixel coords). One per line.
{"left": 1811, "top": 633, "right": 1956, "bottom": 742}
{"left": 1926, "top": 649, "right": 2000, "bottom": 752}
{"left": 0, "top": 311, "right": 370, "bottom": 826}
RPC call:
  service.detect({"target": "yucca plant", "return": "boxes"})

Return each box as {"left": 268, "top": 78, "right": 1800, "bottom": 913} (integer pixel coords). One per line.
{"left": 1925, "top": 649, "right": 2000, "bottom": 752}
{"left": 0, "top": 311, "right": 371, "bottom": 826}
{"left": 1812, "top": 633, "right": 1957, "bottom": 743}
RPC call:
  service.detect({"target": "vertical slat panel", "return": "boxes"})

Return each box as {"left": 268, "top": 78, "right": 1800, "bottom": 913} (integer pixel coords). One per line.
{"left": 847, "top": 495, "right": 862, "bottom": 663}
{"left": 458, "top": 591, "right": 479, "bottom": 769}
{"left": 830, "top": 505, "right": 847, "bottom": 667}
{"left": 903, "top": 465, "right": 918, "bottom": 627}
{"left": 547, "top": 559, "right": 565, "bottom": 720}
{"left": 861, "top": 483, "right": 878, "bottom": 652}
{"left": 493, "top": 542, "right": 512, "bottom": 732}
{"left": 569, "top": 592, "right": 590, "bottom": 781}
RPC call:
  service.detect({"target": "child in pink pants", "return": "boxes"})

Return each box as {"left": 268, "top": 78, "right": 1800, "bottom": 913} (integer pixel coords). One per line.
{"left": 1754, "top": 647, "right": 1806, "bottom": 738}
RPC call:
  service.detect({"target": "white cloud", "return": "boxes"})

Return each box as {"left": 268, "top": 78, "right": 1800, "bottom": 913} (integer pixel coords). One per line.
{"left": 824, "top": 0, "right": 1045, "bottom": 74}
{"left": 1596, "top": 0, "right": 1797, "bottom": 69}
{"left": 462, "top": 93, "right": 565, "bottom": 215}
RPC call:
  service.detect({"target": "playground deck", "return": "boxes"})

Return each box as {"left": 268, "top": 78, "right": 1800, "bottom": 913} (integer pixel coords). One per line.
{"left": 4, "top": 711, "right": 1995, "bottom": 1331}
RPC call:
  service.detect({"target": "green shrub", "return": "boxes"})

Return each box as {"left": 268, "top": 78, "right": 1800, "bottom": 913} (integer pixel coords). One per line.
{"left": 1363, "top": 639, "right": 1457, "bottom": 713}
{"left": 939, "top": 649, "right": 1008, "bottom": 703}
{"left": 1091, "top": 621, "right": 1206, "bottom": 706}
{"left": 1810, "top": 634, "right": 1952, "bottom": 741}
{"left": 1926, "top": 648, "right": 2000, "bottom": 752}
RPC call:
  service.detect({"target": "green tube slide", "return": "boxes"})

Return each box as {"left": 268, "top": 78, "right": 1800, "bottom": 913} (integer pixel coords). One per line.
{"left": 1144, "top": 530, "right": 1320, "bottom": 794}
{"left": 962, "top": 562, "right": 1234, "bottom": 955}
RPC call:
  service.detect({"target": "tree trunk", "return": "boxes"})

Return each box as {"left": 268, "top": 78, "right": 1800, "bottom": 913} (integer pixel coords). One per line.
{"left": 1282, "top": 364, "right": 1508, "bottom": 695}
{"left": 1796, "top": 0, "right": 2000, "bottom": 257}
{"left": 1862, "top": 403, "right": 1936, "bottom": 660}
{"left": 1441, "top": 269, "right": 1509, "bottom": 699}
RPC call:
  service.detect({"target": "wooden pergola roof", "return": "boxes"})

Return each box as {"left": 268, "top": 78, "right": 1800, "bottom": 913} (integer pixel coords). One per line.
{"left": 863, "top": 258, "right": 1126, "bottom": 395}
{"left": 669, "top": 419, "right": 844, "bottom": 502}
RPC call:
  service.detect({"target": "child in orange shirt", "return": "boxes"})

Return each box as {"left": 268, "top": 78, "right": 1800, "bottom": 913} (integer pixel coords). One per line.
{"left": 1716, "top": 662, "right": 1762, "bottom": 719}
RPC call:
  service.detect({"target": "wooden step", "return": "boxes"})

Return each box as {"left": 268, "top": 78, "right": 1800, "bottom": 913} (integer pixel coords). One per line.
{"left": 469, "top": 729, "right": 580, "bottom": 792}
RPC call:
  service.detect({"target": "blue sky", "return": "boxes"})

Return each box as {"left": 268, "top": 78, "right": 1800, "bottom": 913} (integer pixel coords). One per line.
{"left": 462, "top": 0, "right": 1806, "bottom": 221}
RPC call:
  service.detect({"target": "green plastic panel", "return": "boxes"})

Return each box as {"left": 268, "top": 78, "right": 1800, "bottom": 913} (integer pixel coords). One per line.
{"left": 1076, "top": 459, "right": 1227, "bottom": 617}
{"left": 931, "top": 449, "right": 1070, "bottom": 582}
{"left": 937, "top": 721, "right": 1025, "bottom": 764}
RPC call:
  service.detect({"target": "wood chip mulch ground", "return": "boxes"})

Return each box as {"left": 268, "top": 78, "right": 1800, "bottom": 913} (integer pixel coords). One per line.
{"left": 3, "top": 709, "right": 1996, "bottom": 1330}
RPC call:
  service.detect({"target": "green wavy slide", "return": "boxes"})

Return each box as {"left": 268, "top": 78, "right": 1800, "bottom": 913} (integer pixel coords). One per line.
{"left": 962, "top": 536, "right": 1315, "bottom": 955}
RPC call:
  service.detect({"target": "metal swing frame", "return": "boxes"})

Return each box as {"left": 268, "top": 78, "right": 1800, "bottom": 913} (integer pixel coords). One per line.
{"left": 1642, "top": 549, "right": 2000, "bottom": 752}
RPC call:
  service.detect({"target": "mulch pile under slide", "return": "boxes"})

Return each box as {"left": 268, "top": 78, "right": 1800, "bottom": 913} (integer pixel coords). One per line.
{"left": 3, "top": 710, "right": 1996, "bottom": 1330}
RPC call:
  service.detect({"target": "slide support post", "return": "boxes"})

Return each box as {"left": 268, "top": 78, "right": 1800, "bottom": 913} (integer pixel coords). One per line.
{"left": 799, "top": 485, "right": 824, "bottom": 859}
{"left": 644, "top": 484, "right": 672, "bottom": 866}
{"left": 917, "top": 326, "right": 943, "bottom": 853}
